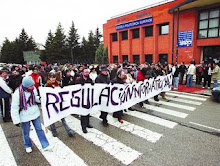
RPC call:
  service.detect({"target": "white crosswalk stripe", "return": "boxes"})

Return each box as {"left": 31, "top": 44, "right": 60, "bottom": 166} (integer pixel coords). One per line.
{"left": 65, "top": 116, "right": 142, "bottom": 165}
{"left": 148, "top": 99, "right": 196, "bottom": 111}
{"left": 91, "top": 110, "right": 162, "bottom": 143}
{"left": 166, "top": 92, "right": 207, "bottom": 101}
{"left": 0, "top": 125, "right": 17, "bottom": 166}
{"left": 169, "top": 90, "right": 209, "bottom": 98}
{"left": 124, "top": 110, "right": 177, "bottom": 129}
{"left": 143, "top": 104, "right": 188, "bottom": 118}
{"left": 30, "top": 123, "right": 87, "bottom": 166}
{"left": 165, "top": 96, "right": 202, "bottom": 105}
{"left": 0, "top": 91, "right": 207, "bottom": 166}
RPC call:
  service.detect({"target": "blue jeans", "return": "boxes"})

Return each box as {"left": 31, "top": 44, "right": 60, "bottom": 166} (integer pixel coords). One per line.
{"left": 174, "top": 77, "right": 179, "bottom": 89}
{"left": 186, "top": 74, "right": 193, "bottom": 87}
{"left": 213, "top": 80, "right": 219, "bottom": 88}
{"left": 21, "top": 116, "right": 49, "bottom": 149}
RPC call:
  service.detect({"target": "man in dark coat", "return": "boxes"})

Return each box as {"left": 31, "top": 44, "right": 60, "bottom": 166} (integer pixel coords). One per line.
{"left": 95, "top": 65, "right": 110, "bottom": 126}
{"left": 178, "top": 62, "right": 186, "bottom": 85}
{"left": 8, "top": 69, "right": 23, "bottom": 92}
{"left": 112, "top": 69, "right": 127, "bottom": 123}
{"left": 76, "top": 68, "right": 93, "bottom": 133}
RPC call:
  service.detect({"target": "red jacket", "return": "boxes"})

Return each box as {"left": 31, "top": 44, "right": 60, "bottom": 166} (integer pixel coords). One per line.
{"left": 29, "top": 73, "right": 41, "bottom": 89}
{"left": 136, "top": 70, "right": 147, "bottom": 82}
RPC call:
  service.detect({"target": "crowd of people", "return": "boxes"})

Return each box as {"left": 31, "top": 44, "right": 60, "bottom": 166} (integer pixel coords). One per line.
{"left": 0, "top": 60, "right": 219, "bottom": 153}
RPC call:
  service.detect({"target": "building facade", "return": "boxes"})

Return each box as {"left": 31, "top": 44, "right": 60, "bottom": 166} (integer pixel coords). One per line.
{"left": 103, "top": 0, "right": 220, "bottom": 64}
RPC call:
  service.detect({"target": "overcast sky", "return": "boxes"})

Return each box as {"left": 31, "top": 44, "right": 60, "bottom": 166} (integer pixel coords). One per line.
{"left": 0, "top": 0, "right": 165, "bottom": 45}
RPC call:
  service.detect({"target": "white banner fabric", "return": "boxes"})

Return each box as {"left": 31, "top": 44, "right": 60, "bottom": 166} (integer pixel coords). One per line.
{"left": 39, "top": 74, "right": 172, "bottom": 127}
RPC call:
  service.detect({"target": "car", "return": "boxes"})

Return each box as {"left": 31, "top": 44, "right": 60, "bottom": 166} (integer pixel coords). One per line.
{"left": 212, "top": 87, "right": 220, "bottom": 102}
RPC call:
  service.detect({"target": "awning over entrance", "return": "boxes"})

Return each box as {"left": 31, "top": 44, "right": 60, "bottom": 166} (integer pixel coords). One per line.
{"left": 168, "top": 0, "right": 220, "bottom": 13}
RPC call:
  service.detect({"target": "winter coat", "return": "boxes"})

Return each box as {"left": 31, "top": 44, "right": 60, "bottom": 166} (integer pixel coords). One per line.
{"left": 0, "top": 77, "right": 12, "bottom": 99}
{"left": 95, "top": 73, "right": 110, "bottom": 84}
{"left": 8, "top": 74, "right": 22, "bottom": 92}
{"left": 212, "top": 65, "right": 220, "bottom": 81}
{"left": 11, "top": 88, "right": 40, "bottom": 125}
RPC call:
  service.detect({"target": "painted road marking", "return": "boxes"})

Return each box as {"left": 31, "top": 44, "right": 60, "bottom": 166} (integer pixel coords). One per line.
{"left": 169, "top": 91, "right": 209, "bottom": 98}
{"left": 189, "top": 122, "right": 220, "bottom": 132}
{"left": 65, "top": 116, "right": 142, "bottom": 165}
{"left": 166, "top": 92, "right": 207, "bottom": 101}
{"left": 164, "top": 96, "right": 202, "bottom": 105}
{"left": 30, "top": 124, "right": 87, "bottom": 166}
{"left": 149, "top": 99, "right": 196, "bottom": 111}
{"left": 125, "top": 110, "right": 177, "bottom": 129}
{"left": 0, "top": 125, "right": 17, "bottom": 166}
{"left": 91, "top": 110, "right": 162, "bottom": 143}
{"left": 144, "top": 104, "right": 188, "bottom": 118}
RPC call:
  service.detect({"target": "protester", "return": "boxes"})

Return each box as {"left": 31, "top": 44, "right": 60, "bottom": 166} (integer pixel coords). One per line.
{"left": 89, "top": 67, "right": 98, "bottom": 83}
{"left": 45, "top": 72, "right": 75, "bottom": 137}
{"left": 95, "top": 65, "right": 110, "bottom": 126}
{"left": 0, "top": 69, "right": 13, "bottom": 122}
{"left": 212, "top": 62, "right": 220, "bottom": 88}
{"left": 203, "top": 63, "right": 212, "bottom": 89}
{"left": 179, "top": 62, "right": 186, "bottom": 84}
{"left": 186, "top": 61, "right": 196, "bottom": 87}
{"left": 112, "top": 69, "right": 127, "bottom": 123}
{"left": 29, "top": 67, "right": 42, "bottom": 91}
{"left": 76, "top": 68, "right": 94, "bottom": 133}
{"left": 196, "top": 64, "right": 203, "bottom": 85}
{"left": 11, "top": 76, "right": 52, "bottom": 153}
{"left": 173, "top": 64, "right": 180, "bottom": 90}
{"left": 8, "top": 69, "right": 23, "bottom": 92}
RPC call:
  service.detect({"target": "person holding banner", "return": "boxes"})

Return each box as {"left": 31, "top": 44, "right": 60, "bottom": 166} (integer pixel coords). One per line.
{"left": 45, "top": 72, "right": 75, "bottom": 137}
{"left": 112, "top": 69, "right": 127, "bottom": 123}
{"left": 76, "top": 68, "right": 94, "bottom": 133}
{"left": 95, "top": 65, "right": 111, "bottom": 126}
{"left": 11, "top": 76, "right": 52, "bottom": 153}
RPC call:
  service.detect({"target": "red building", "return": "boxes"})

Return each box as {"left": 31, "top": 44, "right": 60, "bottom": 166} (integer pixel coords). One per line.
{"left": 103, "top": 0, "right": 220, "bottom": 65}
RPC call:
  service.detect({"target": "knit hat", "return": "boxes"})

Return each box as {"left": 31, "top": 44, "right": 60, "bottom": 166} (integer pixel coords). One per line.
{"left": 22, "top": 77, "right": 35, "bottom": 88}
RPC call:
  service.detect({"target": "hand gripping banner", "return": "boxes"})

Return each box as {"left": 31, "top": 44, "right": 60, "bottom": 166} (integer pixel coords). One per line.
{"left": 39, "top": 74, "right": 172, "bottom": 126}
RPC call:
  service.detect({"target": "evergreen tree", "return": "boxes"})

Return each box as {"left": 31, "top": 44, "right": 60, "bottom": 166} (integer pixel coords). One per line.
{"left": 95, "top": 44, "right": 108, "bottom": 64}
{"left": 67, "top": 21, "right": 80, "bottom": 60}
{"left": 52, "top": 23, "right": 67, "bottom": 62}
{"left": 44, "top": 30, "right": 54, "bottom": 62}
{"left": 0, "top": 38, "right": 13, "bottom": 63}
{"left": 26, "top": 36, "right": 36, "bottom": 51}
{"left": 87, "top": 30, "right": 96, "bottom": 63}
{"left": 94, "top": 27, "right": 102, "bottom": 50}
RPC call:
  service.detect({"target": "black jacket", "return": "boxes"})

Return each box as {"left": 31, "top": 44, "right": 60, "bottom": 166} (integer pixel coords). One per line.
{"left": 75, "top": 75, "right": 93, "bottom": 84}
{"left": 8, "top": 74, "right": 22, "bottom": 92}
{"left": 95, "top": 73, "right": 110, "bottom": 84}
{"left": 112, "top": 76, "right": 124, "bottom": 84}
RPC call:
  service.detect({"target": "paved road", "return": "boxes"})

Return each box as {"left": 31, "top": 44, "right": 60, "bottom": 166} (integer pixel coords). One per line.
{"left": 1, "top": 91, "right": 220, "bottom": 166}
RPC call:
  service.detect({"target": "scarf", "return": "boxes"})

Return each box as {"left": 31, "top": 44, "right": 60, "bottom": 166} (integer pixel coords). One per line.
{"left": 19, "top": 85, "right": 36, "bottom": 111}
{"left": 46, "top": 80, "right": 59, "bottom": 87}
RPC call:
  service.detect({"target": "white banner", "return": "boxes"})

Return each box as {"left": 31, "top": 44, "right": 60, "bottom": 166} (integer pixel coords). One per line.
{"left": 39, "top": 74, "right": 172, "bottom": 127}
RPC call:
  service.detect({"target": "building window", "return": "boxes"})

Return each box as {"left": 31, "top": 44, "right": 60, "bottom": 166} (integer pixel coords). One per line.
{"left": 145, "top": 54, "right": 153, "bottom": 64}
{"left": 111, "top": 33, "right": 118, "bottom": 41}
{"left": 159, "top": 54, "right": 168, "bottom": 64}
{"left": 159, "top": 23, "right": 169, "bottom": 35}
{"left": 144, "top": 26, "right": 153, "bottom": 37}
{"left": 121, "top": 31, "right": 128, "bottom": 40}
{"left": 198, "top": 8, "right": 220, "bottom": 39}
{"left": 122, "top": 55, "right": 128, "bottom": 62}
{"left": 113, "top": 55, "right": 118, "bottom": 63}
{"left": 133, "top": 55, "right": 140, "bottom": 64}
{"left": 132, "top": 28, "right": 140, "bottom": 39}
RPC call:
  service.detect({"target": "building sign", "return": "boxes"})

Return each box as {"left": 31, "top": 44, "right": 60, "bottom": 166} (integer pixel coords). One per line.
{"left": 178, "top": 30, "right": 193, "bottom": 47}
{"left": 116, "top": 16, "right": 153, "bottom": 31}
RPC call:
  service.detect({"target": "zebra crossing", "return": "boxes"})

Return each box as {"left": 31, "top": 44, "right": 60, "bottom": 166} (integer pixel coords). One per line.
{"left": 0, "top": 91, "right": 208, "bottom": 166}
